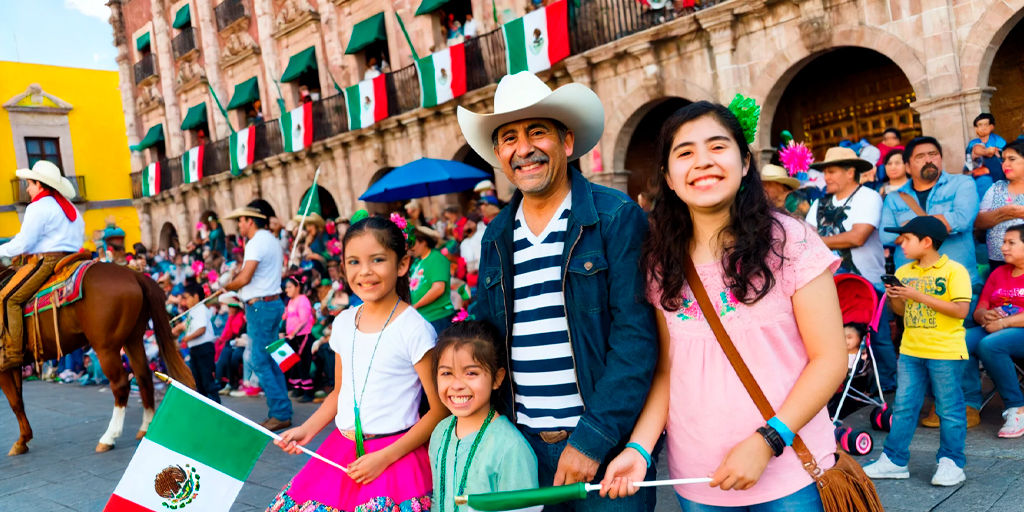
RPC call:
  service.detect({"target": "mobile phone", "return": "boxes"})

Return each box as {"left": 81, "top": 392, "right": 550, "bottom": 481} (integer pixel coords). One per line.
{"left": 881, "top": 274, "right": 904, "bottom": 288}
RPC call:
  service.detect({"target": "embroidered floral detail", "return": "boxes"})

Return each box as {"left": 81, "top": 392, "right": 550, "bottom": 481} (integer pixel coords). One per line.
{"left": 718, "top": 289, "right": 739, "bottom": 318}
{"left": 266, "top": 486, "right": 431, "bottom": 512}
{"left": 675, "top": 296, "right": 704, "bottom": 322}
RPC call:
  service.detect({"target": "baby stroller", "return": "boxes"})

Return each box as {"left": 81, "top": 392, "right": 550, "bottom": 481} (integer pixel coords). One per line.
{"left": 830, "top": 273, "right": 891, "bottom": 456}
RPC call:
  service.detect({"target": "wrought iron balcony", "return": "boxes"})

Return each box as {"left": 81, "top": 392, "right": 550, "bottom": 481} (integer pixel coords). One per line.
{"left": 134, "top": 53, "right": 157, "bottom": 85}
{"left": 215, "top": 0, "right": 248, "bottom": 32}
{"left": 172, "top": 26, "right": 198, "bottom": 60}
{"left": 11, "top": 175, "right": 87, "bottom": 204}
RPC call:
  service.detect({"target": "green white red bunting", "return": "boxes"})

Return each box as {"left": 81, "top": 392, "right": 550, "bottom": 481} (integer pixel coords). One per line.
{"left": 281, "top": 102, "right": 313, "bottom": 152}
{"left": 102, "top": 380, "right": 268, "bottom": 512}
{"left": 142, "top": 162, "right": 160, "bottom": 197}
{"left": 267, "top": 338, "right": 299, "bottom": 372}
{"left": 417, "top": 43, "right": 467, "bottom": 109}
{"left": 229, "top": 126, "right": 256, "bottom": 176}
{"left": 182, "top": 146, "right": 204, "bottom": 184}
{"left": 503, "top": 0, "right": 569, "bottom": 74}
{"left": 344, "top": 75, "right": 388, "bottom": 131}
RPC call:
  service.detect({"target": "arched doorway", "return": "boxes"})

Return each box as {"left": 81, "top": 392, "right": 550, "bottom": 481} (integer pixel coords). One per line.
{"left": 299, "top": 185, "right": 341, "bottom": 220}
{"left": 159, "top": 222, "right": 179, "bottom": 252}
{"left": 453, "top": 144, "right": 496, "bottom": 214}
{"left": 620, "top": 97, "right": 691, "bottom": 201}
{"left": 364, "top": 167, "right": 405, "bottom": 216}
{"left": 989, "top": 17, "right": 1024, "bottom": 142}
{"left": 770, "top": 47, "right": 922, "bottom": 161}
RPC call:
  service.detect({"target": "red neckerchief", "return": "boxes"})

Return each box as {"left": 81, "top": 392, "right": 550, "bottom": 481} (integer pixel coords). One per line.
{"left": 32, "top": 188, "right": 78, "bottom": 222}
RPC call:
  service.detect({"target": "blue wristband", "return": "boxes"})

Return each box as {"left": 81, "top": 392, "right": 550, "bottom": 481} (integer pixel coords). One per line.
{"left": 767, "top": 417, "right": 795, "bottom": 447}
{"left": 625, "top": 442, "right": 652, "bottom": 468}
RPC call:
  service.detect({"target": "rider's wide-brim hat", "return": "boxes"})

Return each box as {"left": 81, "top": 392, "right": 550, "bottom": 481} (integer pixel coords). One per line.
{"left": 457, "top": 72, "right": 605, "bottom": 169}
{"left": 224, "top": 206, "right": 267, "bottom": 220}
{"left": 15, "top": 160, "right": 76, "bottom": 199}
{"left": 809, "top": 147, "right": 875, "bottom": 173}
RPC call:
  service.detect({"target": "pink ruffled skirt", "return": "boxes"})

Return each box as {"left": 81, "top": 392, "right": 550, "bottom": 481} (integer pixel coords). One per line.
{"left": 267, "top": 429, "right": 432, "bottom": 512}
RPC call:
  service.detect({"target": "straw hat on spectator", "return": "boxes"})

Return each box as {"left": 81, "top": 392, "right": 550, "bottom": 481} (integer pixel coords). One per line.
{"left": 760, "top": 164, "right": 800, "bottom": 190}
{"left": 219, "top": 291, "right": 243, "bottom": 308}
{"left": 292, "top": 212, "right": 326, "bottom": 228}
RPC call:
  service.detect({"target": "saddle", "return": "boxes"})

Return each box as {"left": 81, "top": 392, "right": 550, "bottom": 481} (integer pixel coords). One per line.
{"left": 0, "top": 252, "right": 95, "bottom": 318}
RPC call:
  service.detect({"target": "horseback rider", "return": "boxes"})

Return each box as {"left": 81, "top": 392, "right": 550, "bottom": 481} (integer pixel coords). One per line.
{"left": 0, "top": 160, "right": 85, "bottom": 371}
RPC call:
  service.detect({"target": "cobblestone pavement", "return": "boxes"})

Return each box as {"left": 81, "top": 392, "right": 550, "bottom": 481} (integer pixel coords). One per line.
{"left": 3, "top": 381, "right": 1024, "bottom": 511}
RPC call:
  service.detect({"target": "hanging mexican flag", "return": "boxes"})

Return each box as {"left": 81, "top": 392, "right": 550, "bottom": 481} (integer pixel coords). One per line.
{"left": 281, "top": 102, "right": 313, "bottom": 153}
{"left": 417, "top": 43, "right": 467, "bottom": 109}
{"left": 142, "top": 162, "right": 160, "bottom": 197}
{"left": 102, "top": 380, "right": 268, "bottom": 512}
{"left": 297, "top": 183, "right": 322, "bottom": 217}
{"left": 503, "top": 0, "right": 569, "bottom": 74}
{"left": 182, "top": 145, "right": 204, "bottom": 184}
{"left": 268, "top": 338, "right": 299, "bottom": 372}
{"left": 229, "top": 125, "right": 256, "bottom": 176}
{"left": 344, "top": 75, "right": 388, "bottom": 131}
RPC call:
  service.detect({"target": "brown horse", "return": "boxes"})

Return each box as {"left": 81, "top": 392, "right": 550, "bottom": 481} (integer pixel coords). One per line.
{"left": 0, "top": 261, "right": 195, "bottom": 456}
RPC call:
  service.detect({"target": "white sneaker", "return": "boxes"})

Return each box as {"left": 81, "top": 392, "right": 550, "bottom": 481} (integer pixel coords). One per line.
{"left": 218, "top": 385, "right": 232, "bottom": 396}
{"left": 862, "top": 453, "right": 910, "bottom": 479}
{"left": 931, "top": 457, "right": 965, "bottom": 486}
{"left": 998, "top": 408, "right": 1024, "bottom": 438}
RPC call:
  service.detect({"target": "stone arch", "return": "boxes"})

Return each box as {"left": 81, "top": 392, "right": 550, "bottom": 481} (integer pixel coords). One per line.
{"left": 960, "top": 0, "right": 1024, "bottom": 91}
{"left": 750, "top": 25, "right": 930, "bottom": 151}
{"left": 158, "top": 222, "right": 179, "bottom": 252}
{"left": 612, "top": 97, "right": 692, "bottom": 200}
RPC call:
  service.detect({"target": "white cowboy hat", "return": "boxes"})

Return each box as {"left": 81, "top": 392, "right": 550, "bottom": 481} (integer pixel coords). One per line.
{"left": 457, "top": 72, "right": 605, "bottom": 169}
{"left": 760, "top": 164, "right": 801, "bottom": 190}
{"left": 473, "top": 180, "right": 495, "bottom": 192}
{"left": 223, "top": 206, "right": 268, "bottom": 220}
{"left": 15, "top": 160, "right": 76, "bottom": 199}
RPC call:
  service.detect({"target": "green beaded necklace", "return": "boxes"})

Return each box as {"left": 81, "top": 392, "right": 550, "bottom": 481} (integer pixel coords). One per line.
{"left": 438, "top": 408, "right": 497, "bottom": 512}
{"left": 350, "top": 298, "right": 401, "bottom": 457}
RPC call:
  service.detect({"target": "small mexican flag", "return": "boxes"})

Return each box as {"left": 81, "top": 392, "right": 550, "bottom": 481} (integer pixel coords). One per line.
{"left": 102, "top": 380, "right": 268, "bottom": 512}
{"left": 281, "top": 102, "right": 313, "bottom": 153}
{"left": 182, "top": 145, "right": 204, "bottom": 184}
{"left": 268, "top": 338, "right": 299, "bottom": 372}
{"left": 417, "top": 43, "right": 467, "bottom": 109}
{"left": 142, "top": 162, "right": 160, "bottom": 197}
{"left": 229, "top": 125, "right": 256, "bottom": 176}
{"left": 503, "top": 0, "right": 569, "bottom": 75}
{"left": 344, "top": 75, "right": 388, "bottom": 131}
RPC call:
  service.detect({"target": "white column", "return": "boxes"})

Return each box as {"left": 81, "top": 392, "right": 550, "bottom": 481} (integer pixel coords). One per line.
{"left": 109, "top": 1, "right": 146, "bottom": 173}
{"left": 253, "top": 0, "right": 284, "bottom": 118}
{"left": 152, "top": 0, "right": 185, "bottom": 156}
{"left": 195, "top": 0, "right": 231, "bottom": 139}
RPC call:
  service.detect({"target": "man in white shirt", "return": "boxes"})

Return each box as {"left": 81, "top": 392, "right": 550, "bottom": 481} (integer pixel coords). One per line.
{"left": 0, "top": 161, "right": 84, "bottom": 371}
{"left": 224, "top": 201, "right": 292, "bottom": 431}
{"left": 459, "top": 214, "right": 484, "bottom": 273}
{"left": 463, "top": 13, "right": 479, "bottom": 38}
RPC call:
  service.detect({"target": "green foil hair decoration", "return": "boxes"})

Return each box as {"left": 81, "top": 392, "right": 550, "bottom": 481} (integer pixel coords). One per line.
{"left": 728, "top": 94, "right": 760, "bottom": 145}
{"left": 350, "top": 209, "right": 370, "bottom": 224}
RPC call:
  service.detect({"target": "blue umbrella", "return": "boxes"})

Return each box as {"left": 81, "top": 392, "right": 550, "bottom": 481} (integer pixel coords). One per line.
{"left": 359, "top": 158, "right": 493, "bottom": 203}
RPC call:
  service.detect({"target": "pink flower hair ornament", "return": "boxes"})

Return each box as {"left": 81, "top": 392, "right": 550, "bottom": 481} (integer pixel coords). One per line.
{"left": 451, "top": 309, "right": 475, "bottom": 323}
{"left": 779, "top": 141, "right": 815, "bottom": 177}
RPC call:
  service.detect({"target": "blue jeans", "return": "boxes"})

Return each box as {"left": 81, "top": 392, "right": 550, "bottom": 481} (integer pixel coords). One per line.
{"left": 883, "top": 355, "right": 967, "bottom": 468}
{"left": 246, "top": 300, "right": 292, "bottom": 421}
{"left": 216, "top": 345, "right": 245, "bottom": 388}
{"left": 963, "top": 326, "right": 1024, "bottom": 410}
{"left": 521, "top": 427, "right": 657, "bottom": 512}
{"left": 675, "top": 483, "right": 823, "bottom": 512}
{"left": 57, "top": 348, "right": 85, "bottom": 374}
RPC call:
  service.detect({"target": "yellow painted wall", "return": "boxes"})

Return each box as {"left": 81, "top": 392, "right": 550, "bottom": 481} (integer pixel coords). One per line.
{"left": 0, "top": 61, "right": 140, "bottom": 251}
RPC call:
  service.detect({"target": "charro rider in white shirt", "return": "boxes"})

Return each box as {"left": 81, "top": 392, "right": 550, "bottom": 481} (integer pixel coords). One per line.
{"left": 0, "top": 161, "right": 85, "bottom": 371}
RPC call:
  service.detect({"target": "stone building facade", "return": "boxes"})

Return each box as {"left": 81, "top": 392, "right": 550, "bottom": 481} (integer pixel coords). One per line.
{"left": 107, "top": 0, "right": 1024, "bottom": 250}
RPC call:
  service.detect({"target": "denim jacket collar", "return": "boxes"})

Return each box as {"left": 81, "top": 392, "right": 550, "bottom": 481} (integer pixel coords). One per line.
{"left": 897, "top": 171, "right": 952, "bottom": 199}
{"left": 482, "top": 167, "right": 598, "bottom": 244}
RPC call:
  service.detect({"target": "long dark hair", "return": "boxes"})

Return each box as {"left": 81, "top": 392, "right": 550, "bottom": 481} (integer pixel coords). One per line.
{"left": 641, "top": 101, "right": 784, "bottom": 311}
{"left": 342, "top": 215, "right": 411, "bottom": 303}
{"left": 432, "top": 320, "right": 506, "bottom": 408}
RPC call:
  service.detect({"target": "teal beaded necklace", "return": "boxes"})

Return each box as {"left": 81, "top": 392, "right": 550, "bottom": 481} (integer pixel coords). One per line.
{"left": 438, "top": 408, "right": 496, "bottom": 512}
{"left": 350, "top": 298, "right": 401, "bottom": 457}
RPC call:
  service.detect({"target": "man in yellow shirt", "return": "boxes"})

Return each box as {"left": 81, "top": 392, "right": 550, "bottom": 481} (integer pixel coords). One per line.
{"left": 864, "top": 216, "right": 970, "bottom": 487}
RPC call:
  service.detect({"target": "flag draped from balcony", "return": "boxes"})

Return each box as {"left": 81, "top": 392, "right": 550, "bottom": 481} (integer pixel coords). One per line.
{"left": 344, "top": 75, "right": 388, "bottom": 130}
{"left": 503, "top": 0, "right": 569, "bottom": 74}
{"left": 281, "top": 102, "right": 313, "bottom": 152}
{"left": 143, "top": 162, "right": 160, "bottom": 197}
{"left": 229, "top": 126, "right": 256, "bottom": 176}
{"left": 417, "top": 43, "right": 466, "bottom": 108}
{"left": 182, "top": 146, "right": 204, "bottom": 184}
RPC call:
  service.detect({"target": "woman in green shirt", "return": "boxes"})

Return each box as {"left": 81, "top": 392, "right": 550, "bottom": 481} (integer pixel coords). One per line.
{"left": 411, "top": 226, "right": 456, "bottom": 334}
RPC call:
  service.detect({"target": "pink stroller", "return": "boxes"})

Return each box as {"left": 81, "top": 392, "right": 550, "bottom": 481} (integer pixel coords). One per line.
{"left": 830, "top": 274, "right": 892, "bottom": 456}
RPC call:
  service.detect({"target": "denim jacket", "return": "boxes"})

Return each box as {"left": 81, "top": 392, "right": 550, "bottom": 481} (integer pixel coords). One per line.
{"left": 880, "top": 172, "right": 980, "bottom": 285}
{"left": 473, "top": 168, "right": 657, "bottom": 464}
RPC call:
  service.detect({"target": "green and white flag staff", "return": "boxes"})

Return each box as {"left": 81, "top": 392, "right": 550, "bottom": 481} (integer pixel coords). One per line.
{"left": 455, "top": 479, "right": 712, "bottom": 511}
{"left": 288, "top": 166, "right": 322, "bottom": 268}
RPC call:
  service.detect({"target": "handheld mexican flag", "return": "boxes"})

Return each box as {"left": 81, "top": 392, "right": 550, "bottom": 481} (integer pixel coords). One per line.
{"left": 344, "top": 75, "right": 388, "bottom": 131}
{"left": 102, "top": 379, "right": 269, "bottom": 512}
{"left": 142, "top": 162, "right": 160, "bottom": 197}
{"left": 503, "top": 0, "right": 569, "bottom": 75}
{"left": 281, "top": 102, "right": 313, "bottom": 153}
{"left": 182, "top": 145, "right": 204, "bottom": 184}
{"left": 268, "top": 338, "right": 299, "bottom": 372}
{"left": 417, "top": 43, "right": 467, "bottom": 109}
{"left": 229, "top": 125, "right": 256, "bottom": 176}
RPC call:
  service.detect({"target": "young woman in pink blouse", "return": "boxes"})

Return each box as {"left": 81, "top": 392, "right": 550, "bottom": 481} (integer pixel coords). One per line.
{"left": 600, "top": 102, "right": 849, "bottom": 511}
{"left": 284, "top": 276, "right": 315, "bottom": 402}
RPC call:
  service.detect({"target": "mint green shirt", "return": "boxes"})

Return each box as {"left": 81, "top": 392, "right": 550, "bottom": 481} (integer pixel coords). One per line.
{"left": 429, "top": 414, "right": 539, "bottom": 512}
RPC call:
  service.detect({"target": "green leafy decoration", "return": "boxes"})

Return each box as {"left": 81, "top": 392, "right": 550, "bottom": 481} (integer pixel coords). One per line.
{"left": 728, "top": 94, "right": 760, "bottom": 145}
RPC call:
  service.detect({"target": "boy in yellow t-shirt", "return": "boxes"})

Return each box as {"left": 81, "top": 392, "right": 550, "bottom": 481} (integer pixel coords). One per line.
{"left": 863, "top": 216, "right": 970, "bottom": 487}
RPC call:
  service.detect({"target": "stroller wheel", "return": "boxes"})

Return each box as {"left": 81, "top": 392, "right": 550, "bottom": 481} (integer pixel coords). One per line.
{"left": 881, "top": 408, "right": 893, "bottom": 432}
{"left": 834, "top": 426, "right": 852, "bottom": 445}
{"left": 870, "top": 406, "right": 886, "bottom": 431}
{"left": 851, "top": 430, "right": 873, "bottom": 456}
{"left": 837, "top": 428, "right": 852, "bottom": 452}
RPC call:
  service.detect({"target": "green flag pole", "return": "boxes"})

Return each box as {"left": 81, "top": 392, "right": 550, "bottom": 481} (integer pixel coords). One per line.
{"left": 207, "top": 83, "right": 236, "bottom": 134}
{"left": 395, "top": 12, "right": 419, "bottom": 61}
{"left": 288, "top": 166, "right": 322, "bottom": 268}
{"left": 456, "top": 479, "right": 712, "bottom": 511}
{"left": 492, "top": 0, "right": 498, "bottom": 23}
{"left": 272, "top": 78, "right": 288, "bottom": 116}
{"left": 327, "top": 67, "right": 343, "bottom": 94}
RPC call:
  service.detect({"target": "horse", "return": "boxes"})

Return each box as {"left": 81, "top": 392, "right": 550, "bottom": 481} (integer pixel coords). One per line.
{"left": 0, "top": 260, "right": 195, "bottom": 456}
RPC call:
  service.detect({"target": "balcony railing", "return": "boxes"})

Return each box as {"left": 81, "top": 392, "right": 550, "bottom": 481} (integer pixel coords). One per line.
{"left": 11, "top": 175, "right": 87, "bottom": 203}
{"left": 215, "top": 0, "right": 248, "bottom": 32}
{"left": 172, "top": 27, "right": 198, "bottom": 60}
{"left": 133, "top": 0, "right": 732, "bottom": 200}
{"left": 134, "top": 53, "right": 157, "bottom": 85}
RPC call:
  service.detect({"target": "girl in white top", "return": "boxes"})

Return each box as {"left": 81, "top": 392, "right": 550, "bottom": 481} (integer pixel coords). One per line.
{"left": 270, "top": 213, "right": 447, "bottom": 512}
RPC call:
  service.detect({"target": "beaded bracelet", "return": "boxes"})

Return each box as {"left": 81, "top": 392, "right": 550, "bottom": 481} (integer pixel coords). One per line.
{"left": 625, "top": 442, "right": 652, "bottom": 468}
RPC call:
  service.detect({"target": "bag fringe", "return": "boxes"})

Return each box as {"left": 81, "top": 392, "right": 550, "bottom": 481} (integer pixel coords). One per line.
{"left": 818, "top": 451, "right": 885, "bottom": 512}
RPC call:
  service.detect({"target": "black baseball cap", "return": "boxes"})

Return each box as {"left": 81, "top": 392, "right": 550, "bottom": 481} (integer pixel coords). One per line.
{"left": 884, "top": 216, "right": 948, "bottom": 245}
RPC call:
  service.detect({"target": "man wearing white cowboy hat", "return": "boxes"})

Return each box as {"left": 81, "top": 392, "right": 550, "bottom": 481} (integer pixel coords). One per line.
{"left": 0, "top": 160, "right": 84, "bottom": 370}
{"left": 459, "top": 71, "right": 658, "bottom": 508}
